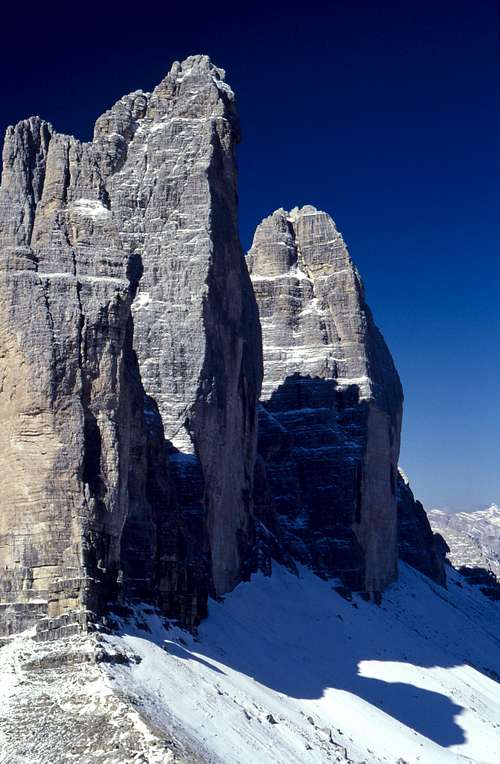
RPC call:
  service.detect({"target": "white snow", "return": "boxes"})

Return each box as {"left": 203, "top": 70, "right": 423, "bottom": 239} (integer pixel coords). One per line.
{"left": 298, "top": 297, "right": 328, "bottom": 318}
{"left": 149, "top": 122, "right": 166, "bottom": 133}
{"left": 0, "top": 631, "right": 176, "bottom": 764}
{"left": 213, "top": 77, "right": 234, "bottom": 97}
{"left": 133, "top": 290, "right": 152, "bottom": 309}
{"left": 70, "top": 199, "right": 111, "bottom": 219}
{"left": 335, "top": 374, "right": 371, "bottom": 388}
{"left": 398, "top": 467, "right": 411, "bottom": 485}
{"left": 36, "top": 271, "right": 126, "bottom": 285}
{"left": 251, "top": 265, "right": 312, "bottom": 283}
{"left": 460, "top": 505, "right": 500, "bottom": 527}
{"left": 102, "top": 562, "right": 500, "bottom": 764}
{"left": 2, "top": 563, "right": 499, "bottom": 763}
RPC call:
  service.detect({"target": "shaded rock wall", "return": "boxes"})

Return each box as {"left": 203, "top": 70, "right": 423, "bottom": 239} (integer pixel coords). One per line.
{"left": 248, "top": 206, "right": 403, "bottom": 593}
{"left": 397, "top": 471, "right": 447, "bottom": 586}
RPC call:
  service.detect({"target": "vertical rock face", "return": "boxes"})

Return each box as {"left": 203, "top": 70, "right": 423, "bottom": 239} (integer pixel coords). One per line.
{"left": 397, "top": 471, "right": 447, "bottom": 586}
{"left": 101, "top": 55, "right": 262, "bottom": 595}
{"left": 0, "top": 55, "right": 260, "bottom": 636}
{"left": 0, "top": 117, "right": 144, "bottom": 636}
{"left": 248, "top": 206, "right": 403, "bottom": 592}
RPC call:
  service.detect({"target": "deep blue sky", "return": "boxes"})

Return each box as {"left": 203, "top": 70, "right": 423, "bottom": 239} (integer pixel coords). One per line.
{"left": 1, "top": 1, "right": 498, "bottom": 510}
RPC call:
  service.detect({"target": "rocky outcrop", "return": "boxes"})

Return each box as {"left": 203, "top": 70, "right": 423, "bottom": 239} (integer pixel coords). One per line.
{"left": 0, "top": 55, "right": 261, "bottom": 637}
{"left": 248, "top": 206, "right": 403, "bottom": 593}
{"left": 397, "top": 471, "right": 447, "bottom": 586}
{"left": 456, "top": 567, "right": 500, "bottom": 601}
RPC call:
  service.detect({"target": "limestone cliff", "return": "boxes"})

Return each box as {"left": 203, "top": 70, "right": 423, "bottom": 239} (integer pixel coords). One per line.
{"left": 248, "top": 206, "right": 403, "bottom": 593}
{"left": 0, "top": 55, "right": 261, "bottom": 637}
{"left": 0, "top": 116, "right": 145, "bottom": 636}
{"left": 99, "top": 55, "right": 262, "bottom": 595}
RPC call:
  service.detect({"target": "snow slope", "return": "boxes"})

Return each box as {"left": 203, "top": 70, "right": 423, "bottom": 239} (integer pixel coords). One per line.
{"left": 1, "top": 562, "right": 499, "bottom": 763}
{"left": 104, "top": 562, "right": 500, "bottom": 764}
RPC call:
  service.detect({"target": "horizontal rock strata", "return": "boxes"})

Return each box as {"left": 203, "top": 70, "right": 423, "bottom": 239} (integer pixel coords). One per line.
{"left": 0, "top": 53, "right": 434, "bottom": 639}
{"left": 248, "top": 206, "right": 403, "bottom": 593}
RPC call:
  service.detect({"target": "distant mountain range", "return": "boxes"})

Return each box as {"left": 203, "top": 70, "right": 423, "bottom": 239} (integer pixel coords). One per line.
{"left": 428, "top": 505, "right": 500, "bottom": 578}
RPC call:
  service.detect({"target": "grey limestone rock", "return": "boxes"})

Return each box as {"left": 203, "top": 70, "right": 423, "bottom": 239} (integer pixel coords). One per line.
{"left": 0, "top": 116, "right": 141, "bottom": 635}
{"left": 248, "top": 206, "right": 403, "bottom": 593}
{"left": 0, "top": 55, "right": 260, "bottom": 636}
{"left": 102, "top": 54, "right": 262, "bottom": 596}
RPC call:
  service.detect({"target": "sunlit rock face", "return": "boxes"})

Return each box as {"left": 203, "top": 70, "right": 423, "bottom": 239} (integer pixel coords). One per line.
{"left": 0, "top": 116, "right": 150, "bottom": 637}
{"left": 248, "top": 206, "right": 403, "bottom": 593}
{"left": 0, "top": 55, "right": 261, "bottom": 637}
{"left": 102, "top": 55, "right": 263, "bottom": 596}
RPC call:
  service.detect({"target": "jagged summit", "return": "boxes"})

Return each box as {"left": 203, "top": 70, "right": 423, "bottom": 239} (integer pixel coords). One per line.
{"left": 287, "top": 203, "right": 319, "bottom": 221}
{"left": 248, "top": 205, "right": 402, "bottom": 410}
{"left": 249, "top": 205, "right": 348, "bottom": 283}
{"left": 2, "top": 56, "right": 234, "bottom": 155}
{"left": 167, "top": 53, "right": 229, "bottom": 82}
{"left": 91, "top": 54, "right": 237, "bottom": 153}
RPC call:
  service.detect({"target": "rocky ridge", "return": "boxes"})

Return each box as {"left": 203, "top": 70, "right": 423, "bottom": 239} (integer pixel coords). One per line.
{"left": 102, "top": 56, "right": 262, "bottom": 596}
{"left": 2, "top": 561, "right": 499, "bottom": 764}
